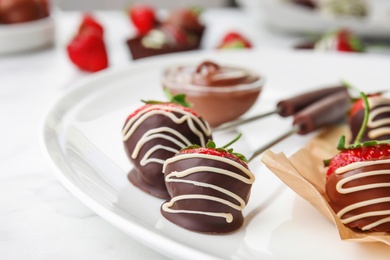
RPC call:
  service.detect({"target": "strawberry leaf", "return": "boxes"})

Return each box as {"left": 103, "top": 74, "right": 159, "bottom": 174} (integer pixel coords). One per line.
{"left": 348, "top": 36, "right": 365, "bottom": 52}
{"left": 206, "top": 140, "right": 216, "bottom": 149}
{"left": 323, "top": 158, "right": 331, "bottom": 167}
{"left": 141, "top": 99, "right": 163, "bottom": 104}
{"left": 171, "top": 93, "right": 192, "bottom": 107}
{"left": 142, "top": 89, "right": 192, "bottom": 107}
{"left": 337, "top": 135, "right": 347, "bottom": 150}
{"left": 164, "top": 88, "right": 192, "bottom": 107}
{"left": 180, "top": 134, "right": 248, "bottom": 162}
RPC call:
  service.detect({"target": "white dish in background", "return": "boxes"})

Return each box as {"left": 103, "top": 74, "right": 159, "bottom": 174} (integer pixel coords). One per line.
{"left": 238, "top": 0, "right": 390, "bottom": 38}
{"left": 41, "top": 50, "right": 390, "bottom": 260}
{"left": 0, "top": 16, "right": 55, "bottom": 54}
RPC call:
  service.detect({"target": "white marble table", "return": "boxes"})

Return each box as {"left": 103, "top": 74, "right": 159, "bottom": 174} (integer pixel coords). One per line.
{"left": 2, "top": 7, "right": 388, "bottom": 260}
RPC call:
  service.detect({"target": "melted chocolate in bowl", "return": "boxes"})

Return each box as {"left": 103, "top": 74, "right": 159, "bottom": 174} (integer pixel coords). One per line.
{"left": 162, "top": 61, "right": 264, "bottom": 127}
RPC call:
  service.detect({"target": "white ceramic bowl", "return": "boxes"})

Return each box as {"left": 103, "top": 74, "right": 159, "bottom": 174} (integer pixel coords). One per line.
{"left": 0, "top": 16, "right": 55, "bottom": 54}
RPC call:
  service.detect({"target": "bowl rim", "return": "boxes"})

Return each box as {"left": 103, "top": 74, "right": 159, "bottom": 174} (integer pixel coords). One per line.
{"left": 161, "top": 63, "right": 266, "bottom": 93}
{"left": 0, "top": 16, "right": 54, "bottom": 34}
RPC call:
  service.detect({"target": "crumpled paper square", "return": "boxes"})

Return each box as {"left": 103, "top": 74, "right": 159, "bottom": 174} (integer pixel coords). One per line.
{"left": 261, "top": 126, "right": 390, "bottom": 245}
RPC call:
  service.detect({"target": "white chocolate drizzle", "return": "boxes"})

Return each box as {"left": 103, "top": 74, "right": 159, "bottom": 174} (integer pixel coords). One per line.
{"left": 367, "top": 97, "right": 390, "bottom": 139}
{"left": 122, "top": 105, "right": 211, "bottom": 166}
{"left": 334, "top": 159, "right": 390, "bottom": 230}
{"left": 162, "top": 153, "right": 255, "bottom": 223}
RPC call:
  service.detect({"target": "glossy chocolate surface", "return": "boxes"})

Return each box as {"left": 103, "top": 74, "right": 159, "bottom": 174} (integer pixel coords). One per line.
{"left": 161, "top": 153, "right": 254, "bottom": 233}
{"left": 326, "top": 160, "right": 390, "bottom": 232}
{"left": 122, "top": 105, "right": 212, "bottom": 199}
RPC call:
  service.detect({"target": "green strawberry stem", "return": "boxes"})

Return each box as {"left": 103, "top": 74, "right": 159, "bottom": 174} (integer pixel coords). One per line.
{"left": 336, "top": 91, "right": 369, "bottom": 150}
{"left": 354, "top": 91, "right": 370, "bottom": 145}
{"left": 222, "top": 133, "right": 242, "bottom": 148}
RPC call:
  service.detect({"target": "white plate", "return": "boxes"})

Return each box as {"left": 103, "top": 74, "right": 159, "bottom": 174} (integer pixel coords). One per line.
{"left": 41, "top": 50, "right": 390, "bottom": 260}
{"left": 238, "top": 0, "right": 390, "bottom": 38}
{"left": 0, "top": 16, "right": 55, "bottom": 54}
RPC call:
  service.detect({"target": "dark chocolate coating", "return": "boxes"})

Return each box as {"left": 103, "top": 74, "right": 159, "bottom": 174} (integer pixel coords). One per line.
{"left": 293, "top": 90, "right": 350, "bottom": 135}
{"left": 277, "top": 85, "right": 347, "bottom": 117}
{"left": 123, "top": 109, "right": 211, "bottom": 199}
{"left": 161, "top": 154, "right": 253, "bottom": 233}
{"left": 349, "top": 97, "right": 390, "bottom": 143}
{"left": 326, "top": 161, "right": 390, "bottom": 232}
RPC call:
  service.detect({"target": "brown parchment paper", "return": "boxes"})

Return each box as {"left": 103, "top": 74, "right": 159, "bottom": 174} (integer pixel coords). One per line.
{"left": 261, "top": 125, "right": 390, "bottom": 245}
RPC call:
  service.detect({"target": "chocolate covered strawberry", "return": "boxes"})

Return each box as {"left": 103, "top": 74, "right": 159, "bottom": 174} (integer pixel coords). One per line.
{"left": 314, "top": 28, "right": 364, "bottom": 52}
{"left": 325, "top": 92, "right": 390, "bottom": 232}
{"left": 122, "top": 94, "right": 212, "bottom": 199}
{"left": 349, "top": 93, "right": 390, "bottom": 143}
{"left": 161, "top": 136, "right": 255, "bottom": 233}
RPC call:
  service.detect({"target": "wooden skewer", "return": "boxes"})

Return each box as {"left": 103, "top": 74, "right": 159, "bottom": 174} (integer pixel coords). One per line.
{"left": 247, "top": 90, "right": 351, "bottom": 162}
{"left": 214, "top": 85, "right": 348, "bottom": 132}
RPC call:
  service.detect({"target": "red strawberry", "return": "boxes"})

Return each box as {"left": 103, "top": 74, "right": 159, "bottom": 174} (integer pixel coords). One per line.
{"left": 66, "top": 28, "right": 108, "bottom": 72}
{"left": 129, "top": 3, "right": 157, "bottom": 35}
{"left": 180, "top": 145, "right": 248, "bottom": 169}
{"left": 218, "top": 32, "right": 252, "bottom": 49}
{"left": 326, "top": 143, "right": 390, "bottom": 178}
{"left": 78, "top": 13, "right": 104, "bottom": 37}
